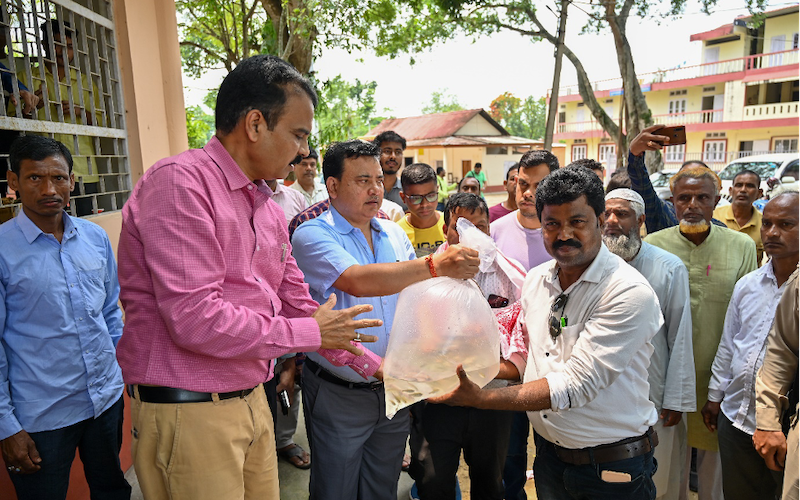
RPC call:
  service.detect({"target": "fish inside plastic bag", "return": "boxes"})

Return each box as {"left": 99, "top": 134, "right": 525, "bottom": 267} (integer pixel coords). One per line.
{"left": 383, "top": 276, "right": 501, "bottom": 418}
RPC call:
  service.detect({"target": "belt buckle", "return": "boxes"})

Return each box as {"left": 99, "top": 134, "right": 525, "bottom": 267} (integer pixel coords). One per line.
{"left": 368, "top": 381, "right": 382, "bottom": 391}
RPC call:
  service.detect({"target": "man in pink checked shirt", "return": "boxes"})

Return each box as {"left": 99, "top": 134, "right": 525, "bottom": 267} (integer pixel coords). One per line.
{"left": 115, "top": 56, "right": 380, "bottom": 500}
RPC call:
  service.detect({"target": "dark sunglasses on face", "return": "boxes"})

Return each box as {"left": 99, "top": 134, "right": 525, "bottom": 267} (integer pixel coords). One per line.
{"left": 406, "top": 192, "right": 438, "bottom": 205}
{"left": 548, "top": 293, "right": 569, "bottom": 339}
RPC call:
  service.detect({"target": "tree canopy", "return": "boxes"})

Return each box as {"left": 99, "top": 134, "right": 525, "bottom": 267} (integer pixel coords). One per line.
{"left": 490, "top": 92, "right": 546, "bottom": 140}
{"left": 422, "top": 89, "right": 465, "bottom": 114}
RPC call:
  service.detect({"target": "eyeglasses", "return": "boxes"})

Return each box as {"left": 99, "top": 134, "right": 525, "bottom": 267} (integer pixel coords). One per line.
{"left": 406, "top": 192, "right": 438, "bottom": 205}
{"left": 381, "top": 148, "right": 404, "bottom": 157}
{"left": 548, "top": 293, "right": 569, "bottom": 339}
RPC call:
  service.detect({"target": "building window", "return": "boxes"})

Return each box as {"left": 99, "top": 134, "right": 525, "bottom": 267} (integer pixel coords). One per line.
{"left": 598, "top": 144, "right": 616, "bottom": 164}
{"left": 664, "top": 144, "right": 686, "bottom": 163}
{"left": 703, "top": 140, "right": 727, "bottom": 164}
{"left": 793, "top": 33, "right": 799, "bottom": 50}
{"left": 0, "top": 0, "right": 128, "bottom": 221}
{"left": 572, "top": 144, "right": 587, "bottom": 161}
{"left": 668, "top": 99, "right": 687, "bottom": 115}
{"left": 486, "top": 146, "right": 508, "bottom": 155}
{"left": 773, "top": 138, "right": 798, "bottom": 152}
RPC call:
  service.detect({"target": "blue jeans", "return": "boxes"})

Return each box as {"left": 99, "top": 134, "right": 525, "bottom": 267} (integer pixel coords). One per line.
{"left": 533, "top": 433, "right": 657, "bottom": 500}
{"left": 503, "top": 411, "right": 530, "bottom": 500}
{"left": 8, "top": 396, "right": 131, "bottom": 500}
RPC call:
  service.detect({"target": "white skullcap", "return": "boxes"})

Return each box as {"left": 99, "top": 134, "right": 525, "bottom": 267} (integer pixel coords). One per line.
{"left": 605, "top": 188, "right": 645, "bottom": 207}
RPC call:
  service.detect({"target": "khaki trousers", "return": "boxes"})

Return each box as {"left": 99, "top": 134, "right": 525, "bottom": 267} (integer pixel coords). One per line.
{"left": 784, "top": 421, "right": 799, "bottom": 500}
{"left": 130, "top": 384, "right": 279, "bottom": 500}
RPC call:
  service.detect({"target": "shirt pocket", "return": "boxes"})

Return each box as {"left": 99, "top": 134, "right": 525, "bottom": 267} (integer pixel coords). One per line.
{"left": 78, "top": 267, "right": 107, "bottom": 316}
{"left": 557, "top": 322, "right": 585, "bottom": 359}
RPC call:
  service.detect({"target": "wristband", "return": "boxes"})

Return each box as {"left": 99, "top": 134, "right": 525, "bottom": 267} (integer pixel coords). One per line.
{"left": 425, "top": 254, "right": 438, "bottom": 278}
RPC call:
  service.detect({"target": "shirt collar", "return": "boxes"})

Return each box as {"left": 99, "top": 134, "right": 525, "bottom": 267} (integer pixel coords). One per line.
{"left": 390, "top": 177, "right": 402, "bottom": 191}
{"left": 545, "top": 243, "right": 612, "bottom": 291}
{"left": 15, "top": 209, "right": 76, "bottom": 244}
{"left": 203, "top": 135, "right": 257, "bottom": 193}
{"left": 324, "top": 204, "right": 384, "bottom": 235}
{"left": 757, "top": 258, "right": 779, "bottom": 286}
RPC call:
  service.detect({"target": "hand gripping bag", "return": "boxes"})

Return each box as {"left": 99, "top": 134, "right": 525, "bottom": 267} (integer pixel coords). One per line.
{"left": 383, "top": 276, "right": 501, "bottom": 418}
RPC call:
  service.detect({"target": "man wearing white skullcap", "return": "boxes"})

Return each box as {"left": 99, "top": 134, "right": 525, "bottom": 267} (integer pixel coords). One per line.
{"left": 604, "top": 188, "right": 697, "bottom": 500}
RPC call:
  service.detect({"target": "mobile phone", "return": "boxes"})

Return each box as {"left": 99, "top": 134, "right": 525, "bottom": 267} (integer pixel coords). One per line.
{"left": 654, "top": 126, "right": 686, "bottom": 146}
{"left": 487, "top": 294, "right": 509, "bottom": 309}
{"left": 279, "top": 390, "right": 291, "bottom": 415}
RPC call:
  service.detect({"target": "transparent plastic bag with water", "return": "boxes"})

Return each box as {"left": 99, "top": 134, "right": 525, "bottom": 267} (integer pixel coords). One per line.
{"left": 383, "top": 277, "right": 500, "bottom": 418}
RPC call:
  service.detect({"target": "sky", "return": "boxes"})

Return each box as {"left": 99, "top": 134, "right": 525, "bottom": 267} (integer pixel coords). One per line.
{"left": 182, "top": 0, "right": 796, "bottom": 119}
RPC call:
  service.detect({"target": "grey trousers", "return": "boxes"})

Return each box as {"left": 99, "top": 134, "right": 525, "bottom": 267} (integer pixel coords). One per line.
{"left": 274, "top": 360, "right": 302, "bottom": 449}
{"left": 302, "top": 365, "right": 410, "bottom": 500}
{"left": 718, "top": 413, "right": 783, "bottom": 500}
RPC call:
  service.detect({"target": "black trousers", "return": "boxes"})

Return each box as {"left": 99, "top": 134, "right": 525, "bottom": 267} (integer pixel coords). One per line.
{"left": 718, "top": 413, "right": 783, "bottom": 500}
{"left": 409, "top": 401, "right": 514, "bottom": 500}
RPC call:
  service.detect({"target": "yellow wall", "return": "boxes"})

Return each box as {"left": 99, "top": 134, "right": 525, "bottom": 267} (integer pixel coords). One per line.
{"left": 705, "top": 26, "right": 750, "bottom": 62}
{"left": 457, "top": 115, "right": 503, "bottom": 136}
{"left": 764, "top": 14, "right": 800, "bottom": 51}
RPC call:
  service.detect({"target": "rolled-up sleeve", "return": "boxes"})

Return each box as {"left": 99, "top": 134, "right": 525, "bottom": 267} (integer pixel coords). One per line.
{"left": 546, "top": 281, "right": 663, "bottom": 410}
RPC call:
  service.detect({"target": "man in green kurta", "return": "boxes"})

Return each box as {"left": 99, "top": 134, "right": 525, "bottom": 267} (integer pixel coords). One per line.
{"left": 646, "top": 164, "right": 757, "bottom": 500}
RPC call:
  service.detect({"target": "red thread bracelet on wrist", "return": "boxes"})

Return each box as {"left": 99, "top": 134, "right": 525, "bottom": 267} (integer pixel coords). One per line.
{"left": 425, "top": 254, "right": 438, "bottom": 278}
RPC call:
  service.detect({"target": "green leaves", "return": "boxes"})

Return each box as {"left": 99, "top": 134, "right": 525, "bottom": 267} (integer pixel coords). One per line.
{"left": 315, "top": 75, "right": 383, "bottom": 148}
{"left": 490, "top": 93, "right": 545, "bottom": 140}
{"left": 421, "top": 89, "right": 464, "bottom": 114}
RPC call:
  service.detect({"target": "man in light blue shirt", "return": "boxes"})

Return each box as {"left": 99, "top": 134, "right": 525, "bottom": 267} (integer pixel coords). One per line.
{"left": 0, "top": 135, "right": 130, "bottom": 499}
{"left": 702, "top": 192, "right": 799, "bottom": 500}
{"left": 292, "top": 140, "right": 479, "bottom": 500}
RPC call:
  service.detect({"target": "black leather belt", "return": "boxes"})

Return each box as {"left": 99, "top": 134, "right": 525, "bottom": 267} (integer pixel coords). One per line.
{"left": 554, "top": 427, "right": 658, "bottom": 465}
{"left": 127, "top": 384, "right": 256, "bottom": 404}
{"left": 305, "top": 358, "right": 383, "bottom": 391}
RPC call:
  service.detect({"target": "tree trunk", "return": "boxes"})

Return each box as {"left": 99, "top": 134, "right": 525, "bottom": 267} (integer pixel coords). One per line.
{"left": 544, "top": 0, "right": 569, "bottom": 152}
{"left": 604, "top": 0, "right": 661, "bottom": 172}
{"left": 259, "top": 0, "right": 316, "bottom": 74}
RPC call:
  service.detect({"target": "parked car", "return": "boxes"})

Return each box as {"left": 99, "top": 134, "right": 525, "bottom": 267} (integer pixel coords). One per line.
{"left": 649, "top": 170, "right": 679, "bottom": 201}
{"left": 718, "top": 153, "right": 799, "bottom": 201}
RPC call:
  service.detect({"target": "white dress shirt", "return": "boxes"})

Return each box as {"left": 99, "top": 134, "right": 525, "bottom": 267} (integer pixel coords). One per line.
{"left": 629, "top": 242, "right": 697, "bottom": 413}
{"left": 272, "top": 182, "right": 308, "bottom": 224}
{"left": 290, "top": 179, "right": 328, "bottom": 206}
{"left": 522, "top": 244, "right": 662, "bottom": 449}
{"left": 708, "top": 261, "right": 786, "bottom": 434}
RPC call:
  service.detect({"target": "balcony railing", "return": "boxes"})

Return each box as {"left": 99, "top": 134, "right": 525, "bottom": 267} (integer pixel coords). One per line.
{"left": 556, "top": 109, "right": 724, "bottom": 134}
{"left": 651, "top": 109, "right": 724, "bottom": 125}
{"left": 552, "top": 49, "right": 799, "bottom": 97}
{"left": 664, "top": 150, "right": 798, "bottom": 171}
{"left": 557, "top": 118, "right": 620, "bottom": 134}
{"left": 743, "top": 101, "right": 799, "bottom": 120}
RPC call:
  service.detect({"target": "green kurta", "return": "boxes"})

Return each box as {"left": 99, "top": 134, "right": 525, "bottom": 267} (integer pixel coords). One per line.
{"left": 14, "top": 65, "right": 104, "bottom": 183}
{"left": 645, "top": 224, "right": 757, "bottom": 451}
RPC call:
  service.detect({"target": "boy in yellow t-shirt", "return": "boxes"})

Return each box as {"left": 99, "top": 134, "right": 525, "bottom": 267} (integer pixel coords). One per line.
{"left": 398, "top": 163, "right": 446, "bottom": 257}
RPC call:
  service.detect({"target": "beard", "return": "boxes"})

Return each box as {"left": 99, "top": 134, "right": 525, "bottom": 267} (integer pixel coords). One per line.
{"left": 602, "top": 226, "right": 642, "bottom": 261}
{"left": 679, "top": 219, "right": 711, "bottom": 234}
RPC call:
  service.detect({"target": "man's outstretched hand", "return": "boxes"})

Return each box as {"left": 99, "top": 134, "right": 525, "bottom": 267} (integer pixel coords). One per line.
{"left": 428, "top": 365, "right": 482, "bottom": 407}
{"left": 313, "top": 294, "right": 381, "bottom": 356}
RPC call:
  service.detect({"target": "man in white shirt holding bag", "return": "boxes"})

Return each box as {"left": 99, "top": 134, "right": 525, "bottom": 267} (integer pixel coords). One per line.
{"left": 433, "top": 166, "right": 664, "bottom": 500}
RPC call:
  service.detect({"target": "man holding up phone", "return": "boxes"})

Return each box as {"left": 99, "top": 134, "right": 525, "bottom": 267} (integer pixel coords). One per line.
{"left": 626, "top": 125, "right": 725, "bottom": 234}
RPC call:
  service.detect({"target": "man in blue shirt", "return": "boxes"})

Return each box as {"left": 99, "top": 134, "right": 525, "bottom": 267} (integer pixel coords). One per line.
{"left": 627, "top": 125, "right": 725, "bottom": 234}
{"left": 0, "top": 135, "right": 130, "bottom": 499}
{"left": 292, "top": 140, "right": 479, "bottom": 500}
